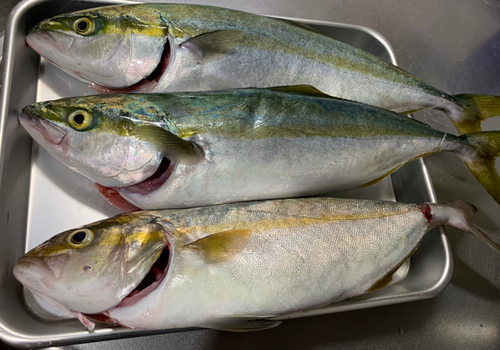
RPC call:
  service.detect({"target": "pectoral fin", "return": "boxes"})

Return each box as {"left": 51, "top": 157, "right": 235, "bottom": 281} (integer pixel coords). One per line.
{"left": 182, "top": 29, "right": 247, "bottom": 63}
{"left": 134, "top": 125, "right": 204, "bottom": 165}
{"left": 185, "top": 229, "right": 252, "bottom": 263}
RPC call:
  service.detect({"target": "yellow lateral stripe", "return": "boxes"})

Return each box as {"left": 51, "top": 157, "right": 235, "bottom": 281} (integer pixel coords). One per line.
{"left": 177, "top": 207, "right": 416, "bottom": 238}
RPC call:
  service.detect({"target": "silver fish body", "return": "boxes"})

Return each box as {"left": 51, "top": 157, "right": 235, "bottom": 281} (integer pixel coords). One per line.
{"left": 13, "top": 198, "right": 500, "bottom": 331}
{"left": 19, "top": 89, "right": 500, "bottom": 210}
{"left": 26, "top": 4, "right": 500, "bottom": 133}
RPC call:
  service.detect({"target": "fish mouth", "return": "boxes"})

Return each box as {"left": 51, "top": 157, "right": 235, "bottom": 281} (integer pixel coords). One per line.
{"left": 91, "top": 36, "right": 171, "bottom": 94}
{"left": 19, "top": 112, "right": 67, "bottom": 145}
{"left": 27, "top": 32, "right": 75, "bottom": 71}
{"left": 83, "top": 238, "right": 172, "bottom": 324}
{"left": 14, "top": 256, "right": 49, "bottom": 284}
{"left": 14, "top": 254, "right": 71, "bottom": 292}
{"left": 95, "top": 157, "right": 175, "bottom": 211}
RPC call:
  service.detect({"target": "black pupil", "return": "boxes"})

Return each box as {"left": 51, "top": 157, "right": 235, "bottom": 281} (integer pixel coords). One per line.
{"left": 77, "top": 20, "right": 88, "bottom": 31}
{"left": 71, "top": 231, "right": 86, "bottom": 244}
{"left": 73, "top": 113, "right": 85, "bottom": 125}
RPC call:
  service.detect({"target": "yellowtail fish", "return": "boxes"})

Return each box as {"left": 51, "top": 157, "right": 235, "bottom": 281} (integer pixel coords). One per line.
{"left": 26, "top": 4, "right": 500, "bottom": 134}
{"left": 13, "top": 198, "right": 500, "bottom": 332}
{"left": 19, "top": 88, "right": 500, "bottom": 211}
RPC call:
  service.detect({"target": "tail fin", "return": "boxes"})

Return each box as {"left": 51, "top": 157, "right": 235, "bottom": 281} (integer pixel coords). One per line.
{"left": 450, "top": 94, "right": 500, "bottom": 134}
{"left": 428, "top": 201, "right": 500, "bottom": 253}
{"left": 455, "top": 131, "right": 500, "bottom": 205}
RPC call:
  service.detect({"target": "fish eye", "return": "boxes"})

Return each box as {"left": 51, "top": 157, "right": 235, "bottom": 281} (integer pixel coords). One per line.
{"left": 74, "top": 18, "right": 93, "bottom": 35}
{"left": 68, "top": 110, "right": 93, "bottom": 131}
{"left": 67, "top": 229, "right": 94, "bottom": 248}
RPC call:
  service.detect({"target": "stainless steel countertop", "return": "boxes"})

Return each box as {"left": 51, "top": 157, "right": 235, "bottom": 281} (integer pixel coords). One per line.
{"left": 1, "top": 0, "right": 499, "bottom": 349}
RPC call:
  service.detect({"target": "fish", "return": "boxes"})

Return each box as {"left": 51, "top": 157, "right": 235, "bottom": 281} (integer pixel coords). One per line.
{"left": 19, "top": 87, "right": 500, "bottom": 211}
{"left": 26, "top": 4, "right": 500, "bottom": 134}
{"left": 13, "top": 197, "right": 500, "bottom": 332}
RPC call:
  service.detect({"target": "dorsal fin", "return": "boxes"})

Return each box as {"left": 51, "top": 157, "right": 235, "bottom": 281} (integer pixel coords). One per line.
{"left": 185, "top": 229, "right": 252, "bottom": 263}
{"left": 281, "top": 19, "right": 324, "bottom": 35}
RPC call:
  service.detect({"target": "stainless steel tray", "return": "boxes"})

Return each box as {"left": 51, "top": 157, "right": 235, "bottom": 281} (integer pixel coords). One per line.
{"left": 0, "top": 0, "right": 452, "bottom": 348}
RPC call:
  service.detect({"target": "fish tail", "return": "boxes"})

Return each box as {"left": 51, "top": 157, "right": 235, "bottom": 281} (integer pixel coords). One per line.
{"left": 449, "top": 94, "right": 500, "bottom": 134}
{"left": 425, "top": 201, "right": 500, "bottom": 253}
{"left": 454, "top": 131, "right": 500, "bottom": 205}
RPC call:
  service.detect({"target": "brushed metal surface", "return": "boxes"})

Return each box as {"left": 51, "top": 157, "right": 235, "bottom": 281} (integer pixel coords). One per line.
{"left": 0, "top": 0, "right": 499, "bottom": 349}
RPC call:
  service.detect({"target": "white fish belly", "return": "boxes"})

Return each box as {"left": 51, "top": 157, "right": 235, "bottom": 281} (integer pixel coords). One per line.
{"left": 120, "top": 135, "right": 442, "bottom": 209}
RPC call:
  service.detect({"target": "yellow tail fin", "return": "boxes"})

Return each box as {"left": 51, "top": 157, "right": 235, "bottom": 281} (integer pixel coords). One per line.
{"left": 451, "top": 94, "right": 500, "bottom": 134}
{"left": 458, "top": 131, "right": 500, "bottom": 204}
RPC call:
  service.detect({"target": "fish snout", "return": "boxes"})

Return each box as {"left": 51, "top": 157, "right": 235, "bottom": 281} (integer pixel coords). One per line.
{"left": 13, "top": 256, "right": 52, "bottom": 290}
{"left": 26, "top": 31, "right": 57, "bottom": 53}
{"left": 19, "top": 109, "right": 67, "bottom": 145}
{"left": 47, "top": 31, "right": 75, "bottom": 52}
{"left": 14, "top": 253, "right": 71, "bottom": 287}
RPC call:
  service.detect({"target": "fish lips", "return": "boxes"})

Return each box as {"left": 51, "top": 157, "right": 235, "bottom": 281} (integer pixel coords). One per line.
{"left": 13, "top": 254, "right": 71, "bottom": 293}
{"left": 26, "top": 31, "right": 87, "bottom": 82}
{"left": 27, "top": 30, "right": 73, "bottom": 54}
{"left": 26, "top": 31, "right": 112, "bottom": 86}
{"left": 19, "top": 110, "right": 67, "bottom": 146}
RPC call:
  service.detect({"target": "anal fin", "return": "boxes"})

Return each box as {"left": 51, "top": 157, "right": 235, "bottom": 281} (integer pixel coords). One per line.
{"left": 207, "top": 317, "right": 282, "bottom": 332}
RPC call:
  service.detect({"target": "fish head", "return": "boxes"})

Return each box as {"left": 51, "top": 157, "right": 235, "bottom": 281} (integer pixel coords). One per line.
{"left": 26, "top": 6, "right": 168, "bottom": 88}
{"left": 13, "top": 214, "right": 168, "bottom": 314}
{"left": 19, "top": 95, "right": 165, "bottom": 187}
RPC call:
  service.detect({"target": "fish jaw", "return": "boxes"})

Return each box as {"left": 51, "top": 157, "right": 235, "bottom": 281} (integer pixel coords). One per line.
{"left": 13, "top": 254, "right": 121, "bottom": 315}
{"left": 13, "top": 258, "right": 98, "bottom": 331}
{"left": 14, "top": 250, "right": 128, "bottom": 315}
{"left": 13, "top": 255, "right": 70, "bottom": 294}
{"left": 14, "top": 217, "right": 169, "bottom": 317}
{"left": 26, "top": 31, "right": 90, "bottom": 84}
{"left": 19, "top": 105, "right": 163, "bottom": 188}
{"left": 27, "top": 21, "right": 167, "bottom": 88}
{"left": 19, "top": 112, "right": 67, "bottom": 146}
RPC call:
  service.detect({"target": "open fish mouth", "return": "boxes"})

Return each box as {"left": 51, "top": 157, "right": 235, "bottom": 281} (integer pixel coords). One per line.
{"left": 84, "top": 240, "right": 172, "bottom": 325}
{"left": 91, "top": 37, "right": 171, "bottom": 94}
{"left": 95, "top": 157, "right": 175, "bottom": 211}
